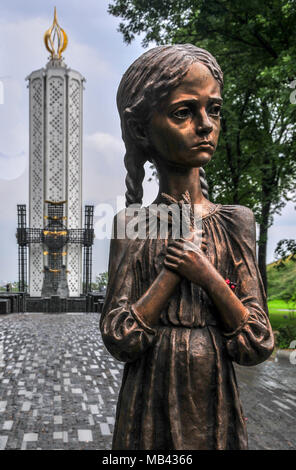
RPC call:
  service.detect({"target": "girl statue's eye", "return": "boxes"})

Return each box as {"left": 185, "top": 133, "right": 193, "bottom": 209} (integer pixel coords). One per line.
{"left": 172, "top": 107, "right": 191, "bottom": 119}
{"left": 209, "top": 105, "right": 221, "bottom": 116}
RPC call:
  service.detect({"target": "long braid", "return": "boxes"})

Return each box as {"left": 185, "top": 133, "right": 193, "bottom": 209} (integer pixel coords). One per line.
{"left": 199, "top": 167, "right": 209, "bottom": 200}
{"left": 124, "top": 150, "right": 146, "bottom": 207}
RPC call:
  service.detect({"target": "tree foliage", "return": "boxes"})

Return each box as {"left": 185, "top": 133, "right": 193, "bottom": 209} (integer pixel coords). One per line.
{"left": 274, "top": 239, "right": 296, "bottom": 267}
{"left": 108, "top": 0, "right": 296, "bottom": 290}
{"left": 271, "top": 239, "right": 296, "bottom": 316}
{"left": 93, "top": 272, "right": 108, "bottom": 291}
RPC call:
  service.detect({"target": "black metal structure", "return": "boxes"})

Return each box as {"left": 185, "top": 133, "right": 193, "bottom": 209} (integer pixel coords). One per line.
{"left": 17, "top": 205, "right": 28, "bottom": 292}
{"left": 42, "top": 201, "right": 68, "bottom": 296}
{"left": 83, "top": 205, "right": 94, "bottom": 294}
{"left": 16, "top": 202, "right": 95, "bottom": 296}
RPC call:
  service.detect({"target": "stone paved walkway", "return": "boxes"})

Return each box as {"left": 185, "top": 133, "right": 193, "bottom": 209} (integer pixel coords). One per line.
{"left": 0, "top": 313, "right": 295, "bottom": 450}
{"left": 235, "top": 361, "right": 296, "bottom": 450}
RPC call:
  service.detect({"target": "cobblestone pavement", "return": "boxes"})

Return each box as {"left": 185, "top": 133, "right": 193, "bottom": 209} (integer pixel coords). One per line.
{"left": 235, "top": 361, "right": 296, "bottom": 450}
{"left": 0, "top": 313, "right": 295, "bottom": 450}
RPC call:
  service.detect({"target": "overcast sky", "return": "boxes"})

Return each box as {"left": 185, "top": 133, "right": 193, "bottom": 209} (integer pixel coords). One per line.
{"left": 0, "top": 0, "right": 295, "bottom": 283}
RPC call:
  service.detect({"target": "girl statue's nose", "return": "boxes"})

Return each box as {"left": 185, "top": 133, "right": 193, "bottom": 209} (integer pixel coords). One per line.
{"left": 195, "top": 112, "right": 213, "bottom": 135}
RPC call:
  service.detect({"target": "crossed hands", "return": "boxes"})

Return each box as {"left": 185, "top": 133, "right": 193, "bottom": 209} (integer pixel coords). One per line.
{"left": 164, "top": 230, "right": 215, "bottom": 289}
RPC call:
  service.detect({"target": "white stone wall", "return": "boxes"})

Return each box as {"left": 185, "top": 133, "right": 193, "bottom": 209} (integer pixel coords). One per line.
{"left": 45, "top": 71, "right": 66, "bottom": 202}
{"left": 66, "top": 72, "right": 83, "bottom": 297}
{"left": 29, "top": 71, "right": 45, "bottom": 297}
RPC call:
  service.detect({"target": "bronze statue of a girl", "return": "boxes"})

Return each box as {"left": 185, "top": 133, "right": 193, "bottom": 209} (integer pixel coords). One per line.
{"left": 100, "top": 44, "right": 274, "bottom": 450}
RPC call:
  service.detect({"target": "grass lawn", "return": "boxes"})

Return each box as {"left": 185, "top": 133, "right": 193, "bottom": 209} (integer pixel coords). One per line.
{"left": 268, "top": 299, "right": 296, "bottom": 330}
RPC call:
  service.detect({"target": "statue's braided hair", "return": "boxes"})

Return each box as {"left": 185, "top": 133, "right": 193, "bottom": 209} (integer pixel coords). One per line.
{"left": 199, "top": 167, "right": 210, "bottom": 199}
{"left": 117, "top": 44, "right": 223, "bottom": 206}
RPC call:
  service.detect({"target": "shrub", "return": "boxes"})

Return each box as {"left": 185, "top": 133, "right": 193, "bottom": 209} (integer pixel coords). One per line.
{"left": 275, "top": 324, "right": 296, "bottom": 349}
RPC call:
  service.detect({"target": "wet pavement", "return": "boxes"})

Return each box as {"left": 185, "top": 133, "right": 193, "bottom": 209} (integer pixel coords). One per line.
{"left": 0, "top": 312, "right": 295, "bottom": 450}
{"left": 235, "top": 361, "right": 296, "bottom": 450}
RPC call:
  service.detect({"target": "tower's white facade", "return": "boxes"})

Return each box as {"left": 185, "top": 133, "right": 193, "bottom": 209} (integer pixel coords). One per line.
{"left": 28, "top": 33, "right": 84, "bottom": 297}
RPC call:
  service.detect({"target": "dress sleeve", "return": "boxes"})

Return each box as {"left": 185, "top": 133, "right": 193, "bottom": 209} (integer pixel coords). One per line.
{"left": 100, "top": 219, "right": 156, "bottom": 363}
{"left": 222, "top": 206, "right": 274, "bottom": 366}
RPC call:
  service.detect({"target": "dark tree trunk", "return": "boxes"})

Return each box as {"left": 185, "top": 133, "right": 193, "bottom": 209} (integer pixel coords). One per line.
{"left": 258, "top": 199, "right": 271, "bottom": 295}
{"left": 220, "top": 115, "right": 240, "bottom": 204}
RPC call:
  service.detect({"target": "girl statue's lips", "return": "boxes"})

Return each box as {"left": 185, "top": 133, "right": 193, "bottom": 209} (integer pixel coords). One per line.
{"left": 191, "top": 140, "right": 215, "bottom": 149}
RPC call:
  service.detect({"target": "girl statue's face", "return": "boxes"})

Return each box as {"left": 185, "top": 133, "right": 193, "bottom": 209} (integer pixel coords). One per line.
{"left": 147, "top": 62, "right": 222, "bottom": 169}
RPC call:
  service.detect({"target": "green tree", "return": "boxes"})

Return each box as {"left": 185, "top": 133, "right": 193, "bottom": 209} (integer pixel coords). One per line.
{"left": 93, "top": 272, "right": 108, "bottom": 291}
{"left": 273, "top": 239, "right": 296, "bottom": 317}
{"left": 275, "top": 238, "right": 296, "bottom": 265}
{"left": 108, "top": 0, "right": 296, "bottom": 292}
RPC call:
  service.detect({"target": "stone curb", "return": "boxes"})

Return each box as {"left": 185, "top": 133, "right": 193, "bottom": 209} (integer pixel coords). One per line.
{"left": 275, "top": 349, "right": 296, "bottom": 365}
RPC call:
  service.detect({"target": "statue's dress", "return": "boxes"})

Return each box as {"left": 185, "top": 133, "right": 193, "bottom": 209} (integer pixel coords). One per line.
{"left": 100, "top": 203, "right": 274, "bottom": 450}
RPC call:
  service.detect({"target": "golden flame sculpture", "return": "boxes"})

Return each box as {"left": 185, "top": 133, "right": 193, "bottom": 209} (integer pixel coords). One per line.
{"left": 44, "top": 7, "right": 68, "bottom": 59}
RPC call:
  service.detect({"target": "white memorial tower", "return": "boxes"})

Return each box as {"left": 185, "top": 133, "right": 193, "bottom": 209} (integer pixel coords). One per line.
{"left": 27, "top": 9, "right": 84, "bottom": 297}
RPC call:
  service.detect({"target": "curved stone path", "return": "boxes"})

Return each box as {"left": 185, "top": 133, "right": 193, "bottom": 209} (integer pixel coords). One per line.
{"left": 0, "top": 313, "right": 295, "bottom": 450}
